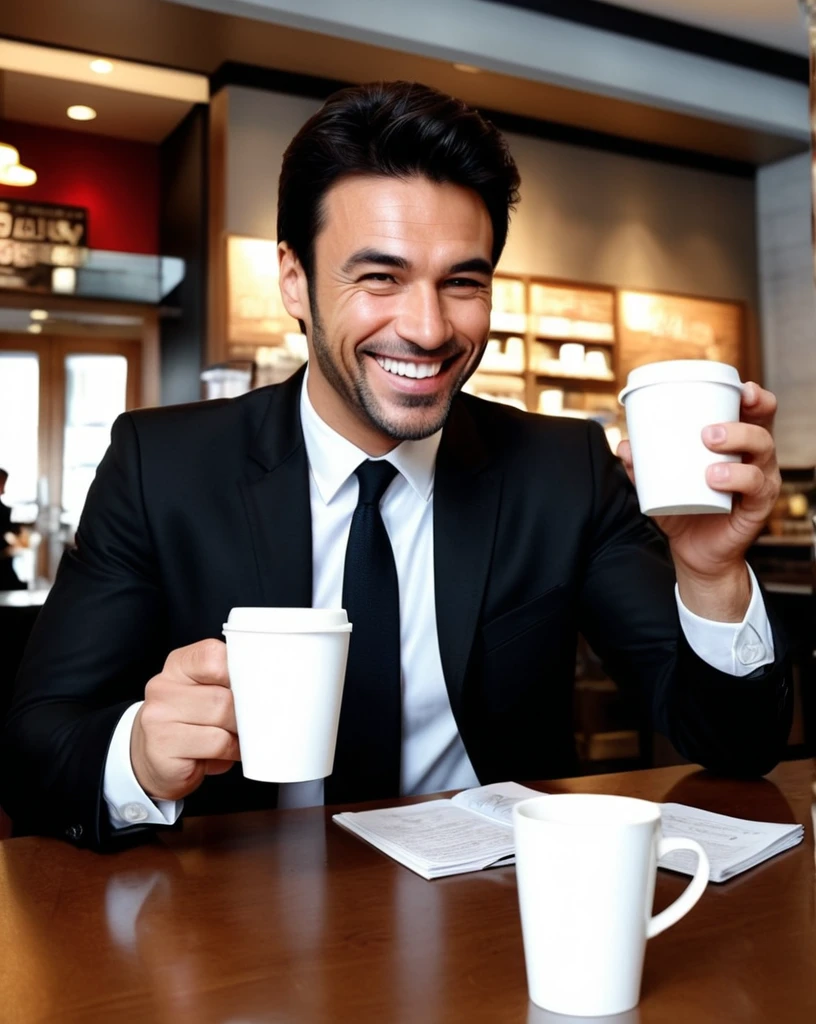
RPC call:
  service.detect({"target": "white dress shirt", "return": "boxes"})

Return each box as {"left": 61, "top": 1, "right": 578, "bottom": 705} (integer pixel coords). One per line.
{"left": 104, "top": 375, "right": 775, "bottom": 827}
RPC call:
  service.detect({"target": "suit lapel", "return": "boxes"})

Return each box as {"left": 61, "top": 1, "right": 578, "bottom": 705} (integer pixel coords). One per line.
{"left": 434, "top": 397, "right": 502, "bottom": 724}
{"left": 239, "top": 366, "right": 313, "bottom": 609}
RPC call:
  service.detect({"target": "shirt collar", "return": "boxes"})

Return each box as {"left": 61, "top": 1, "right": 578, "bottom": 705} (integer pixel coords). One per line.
{"left": 300, "top": 367, "right": 441, "bottom": 505}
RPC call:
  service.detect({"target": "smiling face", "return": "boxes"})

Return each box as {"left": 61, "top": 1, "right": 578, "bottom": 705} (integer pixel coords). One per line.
{"left": 278, "top": 174, "right": 494, "bottom": 454}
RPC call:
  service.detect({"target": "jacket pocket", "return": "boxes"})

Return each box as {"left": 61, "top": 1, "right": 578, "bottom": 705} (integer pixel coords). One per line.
{"left": 481, "top": 583, "right": 566, "bottom": 653}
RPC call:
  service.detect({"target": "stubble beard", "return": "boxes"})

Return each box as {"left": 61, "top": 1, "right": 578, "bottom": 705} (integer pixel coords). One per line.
{"left": 309, "top": 300, "right": 477, "bottom": 442}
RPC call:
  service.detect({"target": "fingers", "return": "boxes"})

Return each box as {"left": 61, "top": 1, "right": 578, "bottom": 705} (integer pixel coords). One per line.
{"left": 164, "top": 638, "right": 229, "bottom": 686}
{"left": 705, "top": 461, "right": 770, "bottom": 507}
{"left": 163, "top": 724, "right": 240, "bottom": 763}
{"left": 144, "top": 674, "right": 237, "bottom": 733}
{"left": 133, "top": 638, "right": 239, "bottom": 799}
{"left": 739, "top": 381, "right": 777, "bottom": 427}
{"left": 702, "top": 422, "right": 775, "bottom": 465}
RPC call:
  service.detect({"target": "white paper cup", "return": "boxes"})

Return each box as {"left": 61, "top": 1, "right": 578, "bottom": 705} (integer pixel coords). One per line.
{"left": 513, "top": 794, "right": 709, "bottom": 1017}
{"left": 618, "top": 360, "right": 743, "bottom": 516}
{"left": 222, "top": 607, "right": 352, "bottom": 783}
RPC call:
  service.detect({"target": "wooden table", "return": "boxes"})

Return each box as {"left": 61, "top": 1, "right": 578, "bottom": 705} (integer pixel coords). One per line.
{"left": 1, "top": 761, "right": 814, "bottom": 1024}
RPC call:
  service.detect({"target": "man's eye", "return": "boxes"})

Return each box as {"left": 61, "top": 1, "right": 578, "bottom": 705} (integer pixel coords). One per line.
{"left": 447, "top": 278, "right": 484, "bottom": 289}
{"left": 360, "top": 273, "right": 396, "bottom": 283}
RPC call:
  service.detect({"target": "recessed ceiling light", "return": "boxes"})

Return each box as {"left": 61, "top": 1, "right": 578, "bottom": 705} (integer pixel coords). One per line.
{"left": 67, "top": 105, "right": 97, "bottom": 122}
{"left": 0, "top": 163, "right": 37, "bottom": 187}
{"left": 28, "top": 323, "right": 43, "bottom": 334}
{"left": 30, "top": 309, "right": 48, "bottom": 321}
{"left": 89, "top": 59, "right": 114, "bottom": 74}
{"left": 453, "top": 63, "right": 481, "bottom": 74}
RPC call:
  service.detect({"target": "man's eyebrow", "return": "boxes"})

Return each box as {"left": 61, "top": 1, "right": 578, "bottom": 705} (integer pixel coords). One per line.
{"left": 340, "top": 251, "right": 494, "bottom": 277}
{"left": 448, "top": 258, "right": 493, "bottom": 276}
{"left": 341, "top": 249, "right": 411, "bottom": 274}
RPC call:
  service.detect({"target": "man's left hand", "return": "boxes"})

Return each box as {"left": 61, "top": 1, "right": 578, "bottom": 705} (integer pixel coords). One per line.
{"left": 617, "top": 382, "right": 781, "bottom": 620}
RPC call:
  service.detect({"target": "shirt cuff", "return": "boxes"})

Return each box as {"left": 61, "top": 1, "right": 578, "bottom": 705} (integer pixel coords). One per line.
{"left": 103, "top": 701, "right": 184, "bottom": 829}
{"left": 675, "top": 564, "right": 775, "bottom": 678}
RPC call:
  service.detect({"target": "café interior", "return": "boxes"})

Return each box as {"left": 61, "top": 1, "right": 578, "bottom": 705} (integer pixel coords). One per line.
{"left": 0, "top": 1, "right": 815, "bottom": 1021}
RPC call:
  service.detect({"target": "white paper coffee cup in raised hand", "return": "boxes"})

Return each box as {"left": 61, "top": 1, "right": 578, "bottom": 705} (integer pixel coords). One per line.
{"left": 222, "top": 607, "right": 352, "bottom": 783}
{"left": 618, "top": 360, "right": 743, "bottom": 517}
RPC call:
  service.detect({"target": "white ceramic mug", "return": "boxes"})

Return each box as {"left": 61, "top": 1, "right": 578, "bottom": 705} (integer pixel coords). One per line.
{"left": 513, "top": 793, "right": 709, "bottom": 1017}
{"left": 222, "top": 607, "right": 352, "bottom": 783}
{"left": 618, "top": 359, "right": 743, "bottom": 516}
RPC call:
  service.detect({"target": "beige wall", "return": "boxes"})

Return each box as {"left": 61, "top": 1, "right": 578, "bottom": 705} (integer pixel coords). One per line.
{"left": 217, "top": 84, "right": 763, "bottom": 377}
{"left": 501, "top": 131, "right": 758, "bottom": 304}
{"left": 225, "top": 86, "right": 320, "bottom": 238}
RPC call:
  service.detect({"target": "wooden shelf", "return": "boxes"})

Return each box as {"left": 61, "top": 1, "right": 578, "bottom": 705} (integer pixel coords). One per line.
{"left": 533, "top": 335, "right": 616, "bottom": 347}
{"left": 530, "top": 373, "right": 618, "bottom": 392}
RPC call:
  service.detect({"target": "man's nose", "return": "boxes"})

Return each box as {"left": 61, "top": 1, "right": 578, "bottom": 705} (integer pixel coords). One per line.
{"left": 393, "top": 284, "right": 452, "bottom": 350}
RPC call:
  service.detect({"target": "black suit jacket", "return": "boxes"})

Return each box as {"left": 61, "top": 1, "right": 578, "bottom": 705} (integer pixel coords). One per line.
{"left": 0, "top": 367, "right": 792, "bottom": 849}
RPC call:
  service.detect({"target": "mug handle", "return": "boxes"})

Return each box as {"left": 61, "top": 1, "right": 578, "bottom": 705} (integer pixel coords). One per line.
{"left": 646, "top": 837, "right": 710, "bottom": 939}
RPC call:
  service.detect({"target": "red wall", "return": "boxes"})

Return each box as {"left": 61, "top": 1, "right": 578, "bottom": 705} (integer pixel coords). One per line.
{"left": 0, "top": 120, "right": 159, "bottom": 254}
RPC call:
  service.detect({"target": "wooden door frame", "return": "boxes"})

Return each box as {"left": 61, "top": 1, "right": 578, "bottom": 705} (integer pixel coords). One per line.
{"left": 0, "top": 332, "right": 142, "bottom": 510}
{"left": 0, "top": 295, "right": 159, "bottom": 407}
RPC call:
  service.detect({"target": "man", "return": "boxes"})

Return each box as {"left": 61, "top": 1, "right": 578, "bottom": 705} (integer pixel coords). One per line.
{"left": 0, "top": 82, "right": 789, "bottom": 851}
{"left": 0, "top": 469, "right": 25, "bottom": 591}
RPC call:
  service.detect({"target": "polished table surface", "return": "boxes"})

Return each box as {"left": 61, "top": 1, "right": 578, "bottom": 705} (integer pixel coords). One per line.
{"left": 1, "top": 761, "right": 814, "bottom": 1024}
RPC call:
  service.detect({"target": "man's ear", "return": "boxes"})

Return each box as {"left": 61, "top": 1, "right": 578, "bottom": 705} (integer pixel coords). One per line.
{"left": 278, "top": 242, "right": 310, "bottom": 328}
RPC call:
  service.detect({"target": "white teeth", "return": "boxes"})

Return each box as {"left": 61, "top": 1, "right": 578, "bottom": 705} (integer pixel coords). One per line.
{"left": 375, "top": 357, "right": 443, "bottom": 379}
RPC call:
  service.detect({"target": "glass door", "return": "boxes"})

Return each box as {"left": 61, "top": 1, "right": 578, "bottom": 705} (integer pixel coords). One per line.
{"left": 0, "top": 341, "right": 47, "bottom": 523}
{"left": 0, "top": 335, "right": 141, "bottom": 581}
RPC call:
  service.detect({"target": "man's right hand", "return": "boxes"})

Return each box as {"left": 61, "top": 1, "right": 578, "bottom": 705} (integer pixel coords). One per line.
{"left": 131, "top": 639, "right": 240, "bottom": 801}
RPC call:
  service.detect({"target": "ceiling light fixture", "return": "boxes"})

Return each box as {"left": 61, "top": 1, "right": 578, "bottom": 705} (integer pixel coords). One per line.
{"left": 453, "top": 63, "right": 481, "bottom": 74}
{"left": 89, "top": 59, "right": 114, "bottom": 74}
{"left": 67, "top": 105, "right": 97, "bottom": 121}
{"left": 0, "top": 77, "right": 35, "bottom": 184}
{"left": 0, "top": 162, "right": 37, "bottom": 187}
{"left": 30, "top": 309, "right": 48, "bottom": 321}
{"left": 27, "top": 323, "right": 43, "bottom": 334}
{"left": 52, "top": 267, "right": 77, "bottom": 294}
{"left": 0, "top": 142, "right": 19, "bottom": 168}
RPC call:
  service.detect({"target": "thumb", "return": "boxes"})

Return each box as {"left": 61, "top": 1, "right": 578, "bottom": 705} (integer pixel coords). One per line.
{"left": 616, "top": 440, "right": 636, "bottom": 486}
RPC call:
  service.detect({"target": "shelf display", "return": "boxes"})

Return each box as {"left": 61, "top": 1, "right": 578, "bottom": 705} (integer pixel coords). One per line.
{"left": 617, "top": 290, "right": 743, "bottom": 384}
{"left": 465, "top": 276, "right": 621, "bottom": 439}
{"left": 466, "top": 276, "right": 744, "bottom": 454}
{"left": 480, "top": 335, "right": 525, "bottom": 373}
{"left": 529, "top": 281, "right": 616, "bottom": 343}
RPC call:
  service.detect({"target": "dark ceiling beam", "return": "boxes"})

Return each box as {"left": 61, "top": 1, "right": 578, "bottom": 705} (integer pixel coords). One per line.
{"left": 484, "top": 0, "right": 809, "bottom": 82}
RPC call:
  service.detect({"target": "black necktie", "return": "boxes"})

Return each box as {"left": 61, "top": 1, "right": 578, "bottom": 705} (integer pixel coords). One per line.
{"left": 325, "top": 460, "right": 401, "bottom": 804}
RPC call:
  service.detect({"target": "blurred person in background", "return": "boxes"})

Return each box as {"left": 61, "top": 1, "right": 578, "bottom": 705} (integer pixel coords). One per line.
{"left": 0, "top": 469, "right": 25, "bottom": 591}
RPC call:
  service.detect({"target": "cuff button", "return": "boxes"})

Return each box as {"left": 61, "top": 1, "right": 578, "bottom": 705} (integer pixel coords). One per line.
{"left": 738, "top": 642, "right": 766, "bottom": 666}
{"left": 120, "top": 802, "right": 149, "bottom": 824}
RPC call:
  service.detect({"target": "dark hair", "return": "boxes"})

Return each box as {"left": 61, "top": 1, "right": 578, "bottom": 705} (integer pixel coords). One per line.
{"left": 277, "top": 81, "right": 521, "bottom": 281}
{"left": 0, "top": 469, "right": 7, "bottom": 483}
